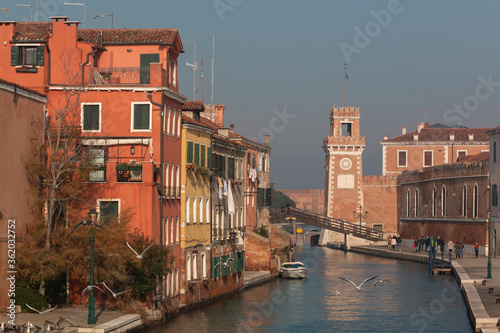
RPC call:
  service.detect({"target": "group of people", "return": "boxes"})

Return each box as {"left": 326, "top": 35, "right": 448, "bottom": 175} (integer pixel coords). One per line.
{"left": 410, "top": 235, "right": 481, "bottom": 259}
{"left": 387, "top": 235, "right": 402, "bottom": 251}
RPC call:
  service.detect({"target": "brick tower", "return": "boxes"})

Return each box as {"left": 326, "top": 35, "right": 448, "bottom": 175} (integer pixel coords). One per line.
{"left": 319, "top": 106, "right": 369, "bottom": 246}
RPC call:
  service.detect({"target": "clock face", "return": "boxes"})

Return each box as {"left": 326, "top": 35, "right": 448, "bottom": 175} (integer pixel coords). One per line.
{"left": 340, "top": 158, "right": 352, "bottom": 171}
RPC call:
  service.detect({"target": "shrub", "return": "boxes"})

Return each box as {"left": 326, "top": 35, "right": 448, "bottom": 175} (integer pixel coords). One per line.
{"left": 15, "top": 287, "right": 48, "bottom": 313}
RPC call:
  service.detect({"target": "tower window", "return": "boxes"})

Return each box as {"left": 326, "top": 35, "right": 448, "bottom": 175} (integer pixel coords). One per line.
{"left": 341, "top": 123, "right": 352, "bottom": 137}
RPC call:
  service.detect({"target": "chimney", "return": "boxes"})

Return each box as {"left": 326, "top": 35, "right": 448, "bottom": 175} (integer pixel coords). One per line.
{"left": 384, "top": 135, "right": 389, "bottom": 140}
{"left": 265, "top": 135, "right": 270, "bottom": 146}
{"left": 214, "top": 104, "right": 225, "bottom": 127}
{"left": 450, "top": 133, "right": 455, "bottom": 141}
{"left": 218, "top": 127, "right": 229, "bottom": 138}
{"left": 417, "top": 122, "right": 425, "bottom": 133}
{"left": 468, "top": 133, "right": 474, "bottom": 141}
{"left": 413, "top": 133, "right": 418, "bottom": 141}
{"left": 230, "top": 123, "right": 234, "bottom": 132}
{"left": 402, "top": 126, "right": 407, "bottom": 135}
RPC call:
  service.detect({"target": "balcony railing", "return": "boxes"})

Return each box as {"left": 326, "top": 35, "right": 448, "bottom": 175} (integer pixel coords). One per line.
{"left": 90, "top": 67, "right": 150, "bottom": 85}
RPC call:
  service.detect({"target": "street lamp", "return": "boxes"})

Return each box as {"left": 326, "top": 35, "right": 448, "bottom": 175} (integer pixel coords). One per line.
{"left": 87, "top": 207, "right": 98, "bottom": 324}
{"left": 353, "top": 205, "right": 368, "bottom": 226}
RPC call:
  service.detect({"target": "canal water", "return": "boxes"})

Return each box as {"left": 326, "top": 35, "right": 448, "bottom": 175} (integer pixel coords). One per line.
{"left": 153, "top": 245, "right": 473, "bottom": 332}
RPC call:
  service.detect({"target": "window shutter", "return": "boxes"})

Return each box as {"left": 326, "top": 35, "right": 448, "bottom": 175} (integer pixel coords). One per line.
{"left": 207, "top": 147, "right": 212, "bottom": 169}
{"left": 212, "top": 256, "right": 220, "bottom": 279}
{"left": 134, "top": 104, "right": 150, "bottom": 130}
{"left": 83, "top": 105, "right": 100, "bottom": 131}
{"left": 187, "top": 141, "right": 193, "bottom": 163}
{"left": 200, "top": 144, "right": 205, "bottom": 167}
{"left": 194, "top": 143, "right": 200, "bottom": 165}
{"left": 36, "top": 46, "right": 44, "bottom": 66}
{"left": 11, "top": 46, "right": 19, "bottom": 66}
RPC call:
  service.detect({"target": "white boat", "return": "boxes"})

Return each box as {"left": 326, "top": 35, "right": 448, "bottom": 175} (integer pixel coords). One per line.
{"left": 279, "top": 261, "right": 308, "bottom": 279}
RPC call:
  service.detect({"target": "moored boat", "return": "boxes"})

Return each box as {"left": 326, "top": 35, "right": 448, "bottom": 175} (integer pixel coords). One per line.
{"left": 279, "top": 261, "right": 308, "bottom": 279}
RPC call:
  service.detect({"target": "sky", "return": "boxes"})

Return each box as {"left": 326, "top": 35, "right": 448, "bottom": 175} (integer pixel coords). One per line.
{"left": 4, "top": 0, "right": 500, "bottom": 189}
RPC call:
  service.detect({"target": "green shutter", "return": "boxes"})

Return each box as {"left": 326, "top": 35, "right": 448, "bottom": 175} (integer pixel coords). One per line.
{"left": 83, "top": 105, "right": 100, "bottom": 131}
{"left": 134, "top": 104, "right": 150, "bottom": 130}
{"left": 194, "top": 143, "right": 200, "bottom": 165}
{"left": 231, "top": 253, "right": 238, "bottom": 272}
{"left": 212, "top": 256, "right": 220, "bottom": 279}
{"left": 207, "top": 147, "right": 212, "bottom": 169}
{"left": 228, "top": 158, "right": 235, "bottom": 179}
{"left": 140, "top": 53, "right": 159, "bottom": 84}
{"left": 11, "top": 46, "right": 19, "bottom": 66}
{"left": 200, "top": 145, "right": 205, "bottom": 167}
{"left": 36, "top": 46, "right": 44, "bottom": 66}
{"left": 187, "top": 141, "right": 193, "bottom": 163}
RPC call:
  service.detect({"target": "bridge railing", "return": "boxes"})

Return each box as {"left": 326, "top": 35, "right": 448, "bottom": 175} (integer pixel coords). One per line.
{"left": 270, "top": 207, "right": 384, "bottom": 242}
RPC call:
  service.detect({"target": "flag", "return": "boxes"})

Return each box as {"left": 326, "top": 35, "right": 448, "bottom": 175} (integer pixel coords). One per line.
{"left": 345, "top": 71, "right": 349, "bottom": 80}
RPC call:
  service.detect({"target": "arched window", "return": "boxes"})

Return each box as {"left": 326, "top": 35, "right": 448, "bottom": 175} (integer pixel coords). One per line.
{"left": 406, "top": 190, "right": 410, "bottom": 218}
{"left": 473, "top": 184, "right": 478, "bottom": 218}
{"left": 415, "top": 189, "right": 419, "bottom": 217}
{"left": 432, "top": 187, "right": 437, "bottom": 217}
{"left": 462, "top": 185, "right": 467, "bottom": 218}
{"left": 441, "top": 185, "right": 446, "bottom": 217}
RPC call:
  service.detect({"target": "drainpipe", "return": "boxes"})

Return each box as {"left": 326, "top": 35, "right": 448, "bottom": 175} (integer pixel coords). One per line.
{"left": 148, "top": 91, "right": 165, "bottom": 246}
{"left": 81, "top": 49, "right": 97, "bottom": 86}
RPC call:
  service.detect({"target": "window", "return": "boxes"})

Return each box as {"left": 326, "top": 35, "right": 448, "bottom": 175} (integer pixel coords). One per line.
{"left": 424, "top": 151, "right": 433, "bottom": 167}
{"left": 171, "top": 109, "right": 176, "bottom": 136}
{"left": 186, "top": 255, "right": 191, "bottom": 281}
{"left": 11, "top": 45, "right": 44, "bottom": 67}
{"left": 457, "top": 151, "right": 467, "bottom": 161}
{"left": 473, "top": 184, "right": 478, "bottom": 218}
{"left": 192, "top": 253, "right": 197, "bottom": 279}
{"left": 187, "top": 141, "right": 193, "bottom": 163}
{"left": 172, "top": 61, "right": 177, "bottom": 87}
{"left": 166, "top": 107, "right": 171, "bottom": 135}
{"left": 372, "top": 224, "right": 383, "bottom": 232}
{"left": 194, "top": 143, "right": 200, "bottom": 165}
{"left": 228, "top": 157, "right": 235, "bottom": 179}
{"left": 201, "top": 144, "right": 206, "bottom": 167}
{"left": 261, "top": 156, "right": 266, "bottom": 172}
{"left": 164, "top": 218, "right": 169, "bottom": 246}
{"left": 341, "top": 122, "right": 352, "bottom": 136}
{"left": 88, "top": 147, "right": 106, "bottom": 182}
{"left": 177, "top": 111, "right": 181, "bottom": 137}
{"left": 494, "top": 141, "right": 497, "bottom": 163}
{"left": 493, "top": 184, "right": 498, "bottom": 207}
{"left": 193, "top": 196, "right": 197, "bottom": 223}
{"left": 98, "top": 200, "right": 119, "bottom": 225}
{"left": 186, "top": 196, "right": 190, "bottom": 223}
{"left": 406, "top": 190, "right": 410, "bottom": 218}
{"left": 176, "top": 269, "right": 179, "bottom": 294}
{"left": 207, "top": 147, "right": 212, "bottom": 169}
{"left": 441, "top": 186, "right": 446, "bottom": 216}
{"left": 398, "top": 151, "right": 407, "bottom": 167}
{"left": 201, "top": 253, "right": 207, "bottom": 278}
{"left": 432, "top": 187, "right": 437, "bottom": 217}
{"left": 82, "top": 104, "right": 101, "bottom": 131}
{"left": 414, "top": 189, "right": 419, "bottom": 217}
{"left": 132, "top": 103, "right": 151, "bottom": 131}
{"left": 206, "top": 197, "right": 210, "bottom": 224}
{"left": 170, "top": 217, "right": 174, "bottom": 246}
{"left": 176, "top": 216, "right": 180, "bottom": 243}
{"left": 116, "top": 164, "right": 142, "bottom": 182}
{"left": 462, "top": 185, "right": 467, "bottom": 217}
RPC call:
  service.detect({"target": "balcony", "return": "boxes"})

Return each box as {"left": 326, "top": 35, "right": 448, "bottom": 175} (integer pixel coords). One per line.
{"left": 116, "top": 164, "right": 142, "bottom": 182}
{"left": 89, "top": 66, "right": 167, "bottom": 86}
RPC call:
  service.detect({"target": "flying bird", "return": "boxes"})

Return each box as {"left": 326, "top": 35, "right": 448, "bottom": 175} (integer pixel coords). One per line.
{"left": 81, "top": 285, "right": 103, "bottom": 299}
{"left": 126, "top": 241, "right": 153, "bottom": 259}
{"left": 194, "top": 241, "right": 221, "bottom": 250}
{"left": 339, "top": 276, "right": 379, "bottom": 292}
{"left": 68, "top": 219, "right": 102, "bottom": 236}
{"left": 214, "top": 257, "right": 235, "bottom": 268}
{"left": 101, "top": 282, "right": 131, "bottom": 299}
{"left": 373, "top": 279, "right": 391, "bottom": 288}
{"left": 333, "top": 290, "right": 340, "bottom": 296}
{"left": 25, "top": 304, "right": 57, "bottom": 314}
{"left": 42, "top": 317, "right": 75, "bottom": 331}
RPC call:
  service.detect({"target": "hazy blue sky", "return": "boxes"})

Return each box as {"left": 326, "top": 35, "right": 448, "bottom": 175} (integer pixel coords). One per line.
{"left": 5, "top": 1, "right": 500, "bottom": 189}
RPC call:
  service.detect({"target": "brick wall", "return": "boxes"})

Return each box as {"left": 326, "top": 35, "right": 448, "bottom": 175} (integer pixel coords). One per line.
{"left": 278, "top": 189, "right": 324, "bottom": 215}
{"left": 362, "top": 175, "right": 398, "bottom": 234}
{"left": 245, "top": 230, "right": 271, "bottom": 271}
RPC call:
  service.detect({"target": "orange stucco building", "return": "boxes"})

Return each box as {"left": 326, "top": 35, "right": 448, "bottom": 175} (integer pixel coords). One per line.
{"left": 0, "top": 17, "right": 185, "bottom": 306}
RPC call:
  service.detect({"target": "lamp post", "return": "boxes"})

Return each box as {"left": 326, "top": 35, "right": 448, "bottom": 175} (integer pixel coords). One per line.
{"left": 87, "top": 207, "right": 98, "bottom": 324}
{"left": 487, "top": 182, "right": 492, "bottom": 278}
{"left": 353, "top": 205, "right": 368, "bottom": 226}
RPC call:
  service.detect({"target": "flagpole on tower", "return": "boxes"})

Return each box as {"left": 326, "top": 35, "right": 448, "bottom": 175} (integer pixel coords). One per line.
{"left": 344, "top": 64, "right": 347, "bottom": 108}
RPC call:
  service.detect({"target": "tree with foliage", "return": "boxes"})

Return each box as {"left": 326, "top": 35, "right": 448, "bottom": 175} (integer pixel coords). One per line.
{"left": 271, "top": 188, "right": 296, "bottom": 209}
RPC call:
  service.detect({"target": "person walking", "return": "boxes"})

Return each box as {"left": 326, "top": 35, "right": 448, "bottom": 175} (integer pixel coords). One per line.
{"left": 391, "top": 235, "right": 397, "bottom": 250}
{"left": 455, "top": 241, "right": 460, "bottom": 259}
{"left": 425, "top": 236, "right": 430, "bottom": 252}
{"left": 388, "top": 235, "right": 392, "bottom": 249}
{"left": 437, "top": 236, "right": 445, "bottom": 261}
{"left": 414, "top": 238, "right": 419, "bottom": 253}
{"left": 459, "top": 241, "right": 464, "bottom": 259}
{"left": 419, "top": 236, "right": 425, "bottom": 252}
{"left": 448, "top": 240, "right": 454, "bottom": 262}
{"left": 396, "top": 234, "right": 402, "bottom": 251}
{"left": 474, "top": 242, "right": 479, "bottom": 258}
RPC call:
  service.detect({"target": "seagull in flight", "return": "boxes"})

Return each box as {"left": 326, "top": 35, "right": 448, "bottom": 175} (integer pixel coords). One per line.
{"left": 68, "top": 219, "right": 102, "bottom": 236}
{"left": 373, "top": 279, "right": 391, "bottom": 288}
{"left": 101, "top": 282, "right": 131, "bottom": 299}
{"left": 339, "top": 276, "right": 379, "bottom": 292}
{"left": 81, "top": 285, "right": 104, "bottom": 299}
{"left": 194, "top": 241, "right": 222, "bottom": 250}
{"left": 333, "top": 290, "right": 340, "bottom": 296}
{"left": 25, "top": 304, "right": 57, "bottom": 314}
{"left": 126, "top": 241, "right": 153, "bottom": 259}
{"left": 214, "top": 257, "right": 234, "bottom": 268}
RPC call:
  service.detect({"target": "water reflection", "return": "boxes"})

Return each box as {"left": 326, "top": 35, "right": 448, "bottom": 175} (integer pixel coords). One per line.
{"left": 153, "top": 245, "right": 472, "bottom": 332}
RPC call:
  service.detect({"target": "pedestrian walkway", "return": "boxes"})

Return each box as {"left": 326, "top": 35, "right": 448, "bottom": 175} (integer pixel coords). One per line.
{"left": 0, "top": 306, "right": 140, "bottom": 332}
{"left": 335, "top": 243, "right": 500, "bottom": 332}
